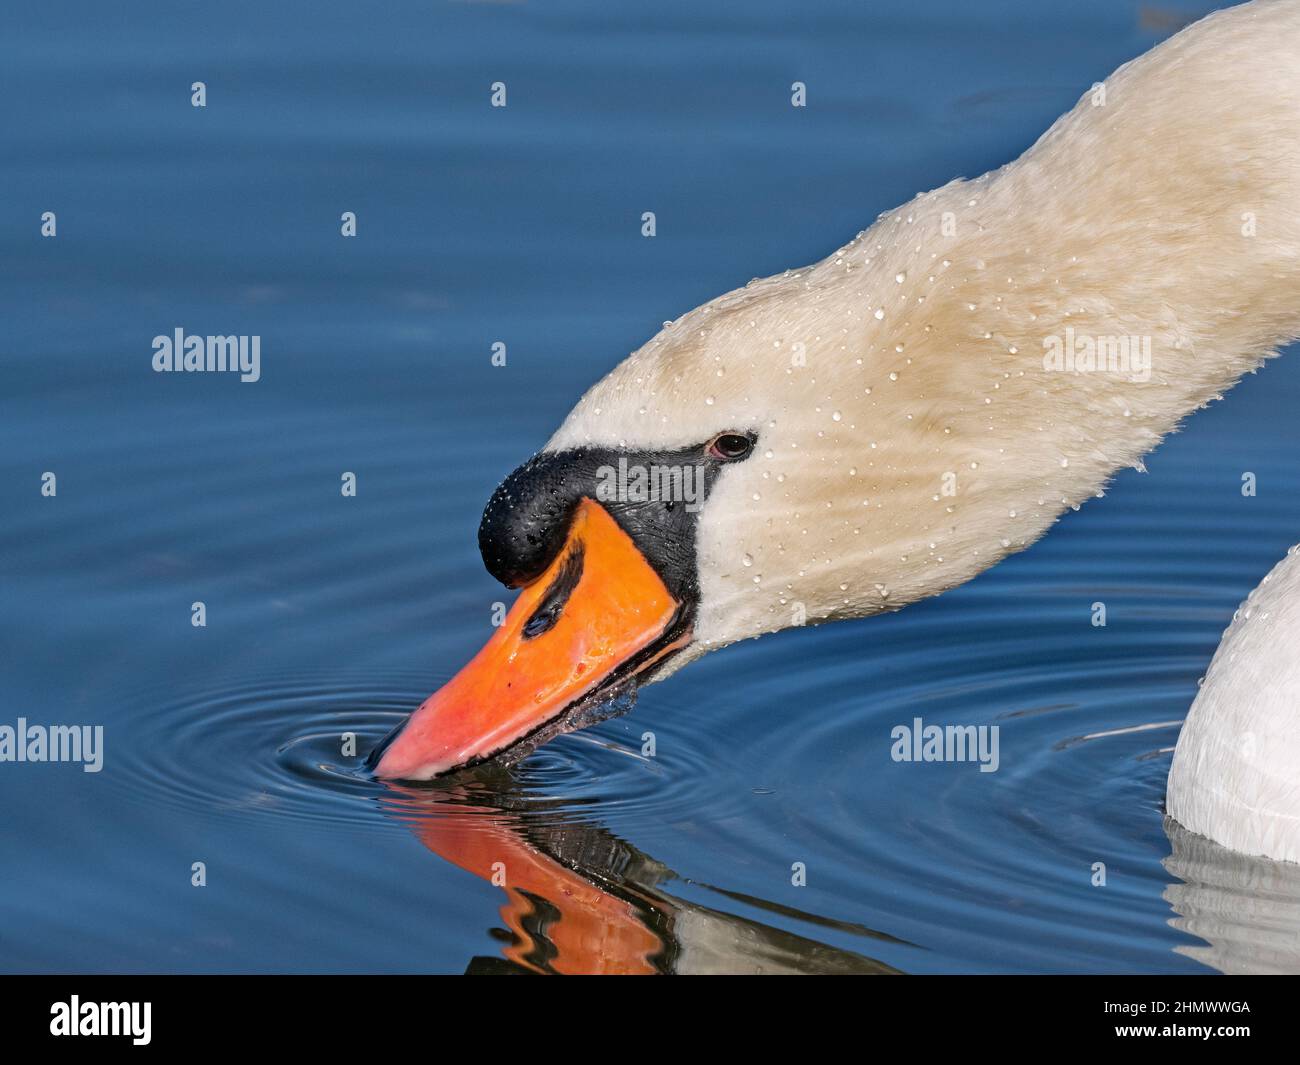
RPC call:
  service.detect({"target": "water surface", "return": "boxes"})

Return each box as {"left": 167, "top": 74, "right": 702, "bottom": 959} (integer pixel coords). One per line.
{"left": 4, "top": 0, "right": 1299, "bottom": 973}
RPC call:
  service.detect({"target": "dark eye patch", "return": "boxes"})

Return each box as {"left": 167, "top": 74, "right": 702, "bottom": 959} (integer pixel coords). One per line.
{"left": 479, "top": 432, "right": 757, "bottom": 596}
{"left": 521, "top": 542, "right": 586, "bottom": 639}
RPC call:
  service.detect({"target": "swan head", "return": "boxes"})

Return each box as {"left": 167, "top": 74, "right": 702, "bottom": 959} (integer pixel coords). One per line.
{"left": 366, "top": 0, "right": 1300, "bottom": 783}
{"left": 371, "top": 218, "right": 1081, "bottom": 781}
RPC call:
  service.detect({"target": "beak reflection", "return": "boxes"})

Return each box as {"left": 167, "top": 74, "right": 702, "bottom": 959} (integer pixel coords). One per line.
{"left": 380, "top": 776, "right": 906, "bottom": 975}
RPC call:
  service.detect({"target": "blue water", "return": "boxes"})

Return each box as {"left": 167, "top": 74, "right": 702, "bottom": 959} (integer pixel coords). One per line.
{"left": 4, "top": 0, "right": 1298, "bottom": 974}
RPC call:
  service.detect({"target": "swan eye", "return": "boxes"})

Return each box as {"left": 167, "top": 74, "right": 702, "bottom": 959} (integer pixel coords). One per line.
{"left": 708, "top": 432, "right": 753, "bottom": 461}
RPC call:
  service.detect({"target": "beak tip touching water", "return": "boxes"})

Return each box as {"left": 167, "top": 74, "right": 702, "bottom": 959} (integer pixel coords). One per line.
{"left": 372, "top": 498, "right": 684, "bottom": 781}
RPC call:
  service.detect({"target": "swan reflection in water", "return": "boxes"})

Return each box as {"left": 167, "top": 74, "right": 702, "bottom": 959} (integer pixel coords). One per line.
{"left": 377, "top": 771, "right": 904, "bottom": 975}
{"left": 372, "top": 763, "right": 1300, "bottom": 974}
{"left": 1164, "top": 816, "right": 1300, "bottom": 975}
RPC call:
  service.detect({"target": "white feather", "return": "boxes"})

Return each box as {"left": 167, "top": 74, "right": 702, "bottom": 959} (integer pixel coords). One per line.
{"left": 1168, "top": 547, "right": 1300, "bottom": 862}
{"left": 543, "top": 0, "right": 1300, "bottom": 859}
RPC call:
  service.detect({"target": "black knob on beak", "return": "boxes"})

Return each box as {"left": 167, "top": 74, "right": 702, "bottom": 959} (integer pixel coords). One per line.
{"left": 478, "top": 451, "right": 589, "bottom": 588}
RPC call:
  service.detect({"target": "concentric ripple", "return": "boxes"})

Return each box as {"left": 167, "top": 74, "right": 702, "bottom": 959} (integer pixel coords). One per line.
{"left": 99, "top": 670, "right": 418, "bottom": 832}
{"left": 98, "top": 667, "right": 728, "bottom": 837}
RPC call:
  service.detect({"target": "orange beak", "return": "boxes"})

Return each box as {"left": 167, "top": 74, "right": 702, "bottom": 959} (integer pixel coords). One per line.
{"left": 373, "top": 498, "right": 687, "bottom": 780}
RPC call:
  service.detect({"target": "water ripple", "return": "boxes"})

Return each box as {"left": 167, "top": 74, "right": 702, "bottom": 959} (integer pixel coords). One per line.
{"left": 100, "top": 668, "right": 732, "bottom": 838}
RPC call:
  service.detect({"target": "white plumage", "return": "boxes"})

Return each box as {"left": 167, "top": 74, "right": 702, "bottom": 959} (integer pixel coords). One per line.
{"left": 543, "top": 0, "right": 1300, "bottom": 860}
{"left": 1168, "top": 547, "right": 1300, "bottom": 862}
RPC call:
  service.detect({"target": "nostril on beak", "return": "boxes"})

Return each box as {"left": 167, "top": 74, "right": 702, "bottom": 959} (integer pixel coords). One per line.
{"left": 521, "top": 542, "right": 586, "bottom": 639}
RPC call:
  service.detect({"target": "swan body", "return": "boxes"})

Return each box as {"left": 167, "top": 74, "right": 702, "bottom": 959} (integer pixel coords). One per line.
{"left": 1168, "top": 547, "right": 1300, "bottom": 863}
{"left": 384, "top": 0, "right": 1300, "bottom": 864}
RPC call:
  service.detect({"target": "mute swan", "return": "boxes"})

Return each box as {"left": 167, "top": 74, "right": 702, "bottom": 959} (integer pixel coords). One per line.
{"left": 374, "top": 0, "right": 1300, "bottom": 864}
